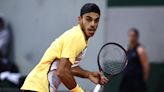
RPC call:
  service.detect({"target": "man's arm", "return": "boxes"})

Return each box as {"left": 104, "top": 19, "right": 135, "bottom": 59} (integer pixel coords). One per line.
{"left": 71, "top": 66, "right": 91, "bottom": 78}
{"left": 137, "top": 46, "right": 149, "bottom": 81}
{"left": 56, "top": 58, "right": 79, "bottom": 90}
{"left": 71, "top": 66, "right": 109, "bottom": 85}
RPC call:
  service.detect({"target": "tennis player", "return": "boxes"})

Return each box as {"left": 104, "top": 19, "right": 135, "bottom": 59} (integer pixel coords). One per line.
{"left": 120, "top": 28, "right": 149, "bottom": 92}
{"left": 21, "top": 3, "right": 108, "bottom": 92}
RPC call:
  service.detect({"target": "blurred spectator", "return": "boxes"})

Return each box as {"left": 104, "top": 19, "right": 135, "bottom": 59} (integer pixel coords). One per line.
{"left": 0, "top": 15, "right": 24, "bottom": 88}
{"left": 120, "top": 28, "right": 149, "bottom": 92}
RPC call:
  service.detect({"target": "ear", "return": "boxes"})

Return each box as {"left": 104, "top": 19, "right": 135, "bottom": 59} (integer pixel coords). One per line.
{"left": 78, "top": 16, "right": 82, "bottom": 21}
{"left": 78, "top": 16, "right": 82, "bottom": 23}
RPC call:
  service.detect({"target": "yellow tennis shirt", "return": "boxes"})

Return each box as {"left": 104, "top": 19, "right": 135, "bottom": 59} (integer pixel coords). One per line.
{"left": 21, "top": 24, "right": 87, "bottom": 92}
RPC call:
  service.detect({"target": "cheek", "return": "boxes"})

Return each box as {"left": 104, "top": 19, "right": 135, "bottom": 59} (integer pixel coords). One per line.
{"left": 81, "top": 21, "right": 87, "bottom": 32}
{"left": 95, "top": 23, "right": 99, "bottom": 28}
{"left": 82, "top": 20, "right": 90, "bottom": 29}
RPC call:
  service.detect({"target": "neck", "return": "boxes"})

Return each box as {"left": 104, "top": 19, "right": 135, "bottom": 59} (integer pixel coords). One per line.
{"left": 83, "top": 32, "right": 89, "bottom": 41}
{"left": 129, "top": 42, "right": 138, "bottom": 48}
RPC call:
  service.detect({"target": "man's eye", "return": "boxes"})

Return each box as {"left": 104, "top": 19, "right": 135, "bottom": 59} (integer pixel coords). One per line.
{"left": 95, "top": 19, "right": 99, "bottom": 23}
{"left": 86, "top": 18, "right": 92, "bottom": 22}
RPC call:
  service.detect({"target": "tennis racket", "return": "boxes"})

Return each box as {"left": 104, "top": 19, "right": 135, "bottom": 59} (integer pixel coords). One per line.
{"left": 93, "top": 42, "right": 128, "bottom": 92}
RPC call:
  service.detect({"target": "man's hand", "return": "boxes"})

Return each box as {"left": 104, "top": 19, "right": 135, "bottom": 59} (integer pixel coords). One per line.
{"left": 70, "top": 66, "right": 109, "bottom": 85}
{"left": 88, "top": 72, "right": 108, "bottom": 85}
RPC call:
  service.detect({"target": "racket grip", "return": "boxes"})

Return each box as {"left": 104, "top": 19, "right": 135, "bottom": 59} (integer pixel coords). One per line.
{"left": 93, "top": 84, "right": 101, "bottom": 92}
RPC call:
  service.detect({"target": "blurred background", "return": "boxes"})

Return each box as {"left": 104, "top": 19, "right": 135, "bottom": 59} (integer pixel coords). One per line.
{"left": 0, "top": 0, "right": 164, "bottom": 92}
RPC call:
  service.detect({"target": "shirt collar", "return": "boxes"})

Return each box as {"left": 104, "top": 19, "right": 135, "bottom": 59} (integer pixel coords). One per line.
{"left": 76, "top": 24, "right": 88, "bottom": 45}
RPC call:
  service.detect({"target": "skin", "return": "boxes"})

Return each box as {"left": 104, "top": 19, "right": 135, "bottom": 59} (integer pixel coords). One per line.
{"left": 56, "top": 12, "right": 108, "bottom": 90}
{"left": 78, "top": 12, "right": 100, "bottom": 40}
{"left": 56, "top": 58, "right": 76, "bottom": 90}
{"left": 128, "top": 30, "right": 149, "bottom": 81}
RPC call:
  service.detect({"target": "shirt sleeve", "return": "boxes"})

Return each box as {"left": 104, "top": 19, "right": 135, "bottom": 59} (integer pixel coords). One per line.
{"left": 61, "top": 35, "right": 85, "bottom": 64}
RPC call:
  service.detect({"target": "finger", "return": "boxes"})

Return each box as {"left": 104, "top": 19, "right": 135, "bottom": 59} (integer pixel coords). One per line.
{"left": 100, "top": 77, "right": 109, "bottom": 84}
{"left": 103, "top": 78, "right": 109, "bottom": 84}
{"left": 100, "top": 80, "right": 106, "bottom": 85}
{"left": 100, "top": 75, "right": 108, "bottom": 80}
{"left": 102, "top": 79, "right": 108, "bottom": 84}
{"left": 103, "top": 77, "right": 109, "bottom": 81}
{"left": 97, "top": 73, "right": 105, "bottom": 84}
{"left": 100, "top": 80, "right": 107, "bottom": 85}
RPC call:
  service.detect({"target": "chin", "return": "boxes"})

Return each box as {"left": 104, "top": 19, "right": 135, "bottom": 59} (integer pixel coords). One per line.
{"left": 86, "top": 33, "right": 95, "bottom": 38}
{"left": 89, "top": 34, "right": 94, "bottom": 37}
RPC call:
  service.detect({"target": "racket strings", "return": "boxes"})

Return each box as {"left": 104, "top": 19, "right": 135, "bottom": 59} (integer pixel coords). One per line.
{"left": 99, "top": 44, "right": 127, "bottom": 75}
{"left": 103, "top": 62, "right": 124, "bottom": 74}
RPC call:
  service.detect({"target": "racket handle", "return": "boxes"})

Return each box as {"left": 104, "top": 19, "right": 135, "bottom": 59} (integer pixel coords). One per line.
{"left": 93, "top": 84, "right": 101, "bottom": 92}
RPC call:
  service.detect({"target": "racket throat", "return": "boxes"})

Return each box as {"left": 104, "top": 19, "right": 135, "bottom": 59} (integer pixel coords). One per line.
{"left": 93, "top": 84, "right": 102, "bottom": 92}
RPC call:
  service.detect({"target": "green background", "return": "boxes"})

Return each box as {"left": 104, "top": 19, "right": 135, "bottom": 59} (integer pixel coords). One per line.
{"left": 104, "top": 63, "right": 164, "bottom": 92}
{"left": 105, "top": 0, "right": 164, "bottom": 92}
{"left": 107, "top": 0, "right": 164, "bottom": 7}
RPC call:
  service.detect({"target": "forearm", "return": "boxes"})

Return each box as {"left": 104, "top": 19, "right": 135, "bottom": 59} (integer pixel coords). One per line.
{"left": 57, "top": 69, "right": 77, "bottom": 90}
{"left": 143, "top": 62, "right": 149, "bottom": 80}
{"left": 57, "top": 58, "right": 78, "bottom": 90}
{"left": 71, "top": 66, "right": 92, "bottom": 78}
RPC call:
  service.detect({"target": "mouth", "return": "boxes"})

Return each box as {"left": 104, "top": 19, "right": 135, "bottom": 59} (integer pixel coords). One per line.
{"left": 87, "top": 29, "right": 95, "bottom": 36}
{"left": 88, "top": 28, "right": 96, "bottom": 32}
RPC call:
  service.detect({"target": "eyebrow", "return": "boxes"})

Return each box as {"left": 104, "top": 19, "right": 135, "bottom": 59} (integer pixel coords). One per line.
{"left": 95, "top": 17, "right": 100, "bottom": 20}
{"left": 86, "top": 16, "right": 92, "bottom": 19}
{"left": 86, "top": 16, "right": 100, "bottom": 20}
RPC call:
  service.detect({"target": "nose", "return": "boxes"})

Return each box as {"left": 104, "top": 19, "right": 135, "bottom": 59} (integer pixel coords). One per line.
{"left": 91, "top": 21, "right": 95, "bottom": 28}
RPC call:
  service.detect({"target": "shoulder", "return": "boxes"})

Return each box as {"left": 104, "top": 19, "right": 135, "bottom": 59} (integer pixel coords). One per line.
{"left": 62, "top": 31, "right": 80, "bottom": 43}
{"left": 62, "top": 28, "right": 83, "bottom": 42}
{"left": 137, "top": 45, "right": 146, "bottom": 55}
{"left": 58, "top": 25, "right": 86, "bottom": 46}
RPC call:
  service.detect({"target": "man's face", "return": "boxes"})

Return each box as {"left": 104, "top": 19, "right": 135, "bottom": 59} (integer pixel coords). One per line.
{"left": 79, "top": 12, "right": 100, "bottom": 38}
{"left": 128, "top": 30, "right": 138, "bottom": 45}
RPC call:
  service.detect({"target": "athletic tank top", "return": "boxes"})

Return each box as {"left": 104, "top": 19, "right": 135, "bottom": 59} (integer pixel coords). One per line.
{"left": 123, "top": 44, "right": 143, "bottom": 78}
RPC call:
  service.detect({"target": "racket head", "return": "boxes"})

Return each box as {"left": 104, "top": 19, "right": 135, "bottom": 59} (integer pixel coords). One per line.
{"left": 97, "top": 42, "right": 128, "bottom": 77}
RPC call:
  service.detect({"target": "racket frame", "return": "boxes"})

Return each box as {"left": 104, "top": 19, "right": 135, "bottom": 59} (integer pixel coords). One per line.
{"left": 97, "top": 42, "right": 128, "bottom": 77}
{"left": 93, "top": 42, "right": 128, "bottom": 92}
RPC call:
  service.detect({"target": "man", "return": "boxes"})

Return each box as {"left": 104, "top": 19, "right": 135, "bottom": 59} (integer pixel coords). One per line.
{"left": 21, "top": 3, "right": 108, "bottom": 92}
{"left": 120, "top": 28, "right": 149, "bottom": 92}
